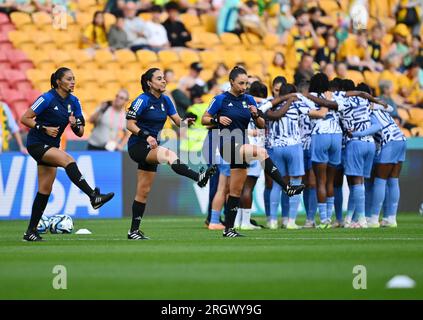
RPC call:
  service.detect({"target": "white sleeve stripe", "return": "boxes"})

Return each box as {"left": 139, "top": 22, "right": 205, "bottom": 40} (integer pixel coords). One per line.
{"left": 207, "top": 98, "right": 216, "bottom": 112}
{"left": 31, "top": 97, "right": 45, "bottom": 111}
{"left": 133, "top": 99, "right": 143, "bottom": 112}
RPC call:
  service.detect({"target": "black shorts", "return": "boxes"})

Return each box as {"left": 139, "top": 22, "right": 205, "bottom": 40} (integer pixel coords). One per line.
{"left": 27, "top": 143, "right": 56, "bottom": 167}
{"left": 219, "top": 138, "right": 248, "bottom": 169}
{"left": 128, "top": 140, "right": 158, "bottom": 172}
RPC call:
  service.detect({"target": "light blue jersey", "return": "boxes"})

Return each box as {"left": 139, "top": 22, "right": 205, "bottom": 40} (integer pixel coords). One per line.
{"left": 371, "top": 108, "right": 405, "bottom": 149}
{"left": 310, "top": 92, "right": 342, "bottom": 135}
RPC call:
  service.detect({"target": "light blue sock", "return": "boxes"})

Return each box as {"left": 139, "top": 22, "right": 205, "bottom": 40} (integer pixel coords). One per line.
{"left": 326, "top": 196, "right": 335, "bottom": 221}
{"left": 346, "top": 188, "right": 355, "bottom": 220}
{"left": 303, "top": 188, "right": 309, "bottom": 217}
{"left": 281, "top": 190, "right": 289, "bottom": 219}
{"left": 370, "top": 178, "right": 387, "bottom": 219}
{"left": 270, "top": 182, "right": 281, "bottom": 220}
{"left": 383, "top": 184, "right": 389, "bottom": 218}
{"left": 264, "top": 187, "right": 271, "bottom": 217}
{"left": 318, "top": 203, "right": 327, "bottom": 222}
{"left": 308, "top": 187, "right": 317, "bottom": 221}
{"left": 364, "top": 179, "right": 373, "bottom": 218}
{"left": 288, "top": 178, "right": 302, "bottom": 220}
{"left": 386, "top": 178, "right": 400, "bottom": 217}
{"left": 334, "top": 187, "right": 343, "bottom": 222}
{"left": 210, "top": 209, "right": 221, "bottom": 224}
{"left": 353, "top": 184, "right": 365, "bottom": 220}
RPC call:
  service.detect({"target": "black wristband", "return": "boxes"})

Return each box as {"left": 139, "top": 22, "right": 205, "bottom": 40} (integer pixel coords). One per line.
{"left": 71, "top": 125, "right": 80, "bottom": 135}
{"left": 137, "top": 129, "right": 150, "bottom": 139}
{"left": 35, "top": 123, "right": 46, "bottom": 133}
{"left": 210, "top": 115, "right": 219, "bottom": 125}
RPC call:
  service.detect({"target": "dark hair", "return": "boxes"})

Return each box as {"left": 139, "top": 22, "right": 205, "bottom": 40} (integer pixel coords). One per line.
{"left": 92, "top": 11, "right": 106, "bottom": 44}
{"left": 229, "top": 66, "right": 247, "bottom": 82}
{"left": 329, "top": 77, "right": 342, "bottom": 91}
{"left": 272, "top": 76, "right": 287, "bottom": 87}
{"left": 297, "top": 80, "right": 310, "bottom": 93}
{"left": 151, "top": 5, "right": 162, "bottom": 13}
{"left": 165, "top": 1, "right": 180, "bottom": 11}
{"left": 309, "top": 73, "right": 329, "bottom": 94}
{"left": 248, "top": 81, "right": 268, "bottom": 98}
{"left": 189, "top": 84, "right": 204, "bottom": 99}
{"left": 356, "top": 82, "right": 371, "bottom": 94}
{"left": 141, "top": 68, "right": 160, "bottom": 93}
{"left": 341, "top": 79, "right": 355, "bottom": 91}
{"left": 280, "top": 83, "right": 297, "bottom": 96}
{"left": 50, "top": 67, "right": 71, "bottom": 89}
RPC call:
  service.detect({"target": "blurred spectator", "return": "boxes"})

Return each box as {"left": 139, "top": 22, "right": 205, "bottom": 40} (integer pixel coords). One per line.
{"left": 162, "top": 1, "right": 192, "bottom": 48}
{"left": 395, "top": 0, "right": 421, "bottom": 35}
{"left": 217, "top": 0, "right": 246, "bottom": 35}
{"left": 404, "top": 35, "right": 423, "bottom": 67}
{"left": 378, "top": 80, "right": 399, "bottom": 117}
{"left": 81, "top": 11, "right": 109, "bottom": 52}
{"left": 179, "top": 62, "right": 206, "bottom": 89}
{"left": 388, "top": 24, "right": 410, "bottom": 66}
{"left": 0, "top": 101, "right": 27, "bottom": 154}
{"left": 339, "top": 30, "right": 374, "bottom": 71}
{"left": 403, "top": 61, "right": 423, "bottom": 105}
{"left": 268, "top": 51, "right": 294, "bottom": 83}
{"left": 87, "top": 89, "right": 130, "bottom": 151}
{"left": 276, "top": 1, "right": 296, "bottom": 38}
{"left": 123, "top": 2, "right": 149, "bottom": 52}
{"left": 13, "top": 0, "right": 35, "bottom": 13}
{"left": 239, "top": 0, "right": 266, "bottom": 38}
{"left": 0, "top": 0, "right": 15, "bottom": 14}
{"left": 308, "top": 6, "right": 326, "bottom": 30}
{"left": 294, "top": 53, "right": 314, "bottom": 86}
{"left": 206, "top": 62, "right": 229, "bottom": 93}
{"left": 164, "top": 68, "right": 178, "bottom": 92}
{"left": 105, "top": 0, "right": 149, "bottom": 17}
{"left": 323, "top": 63, "right": 336, "bottom": 80}
{"left": 379, "top": 54, "right": 409, "bottom": 100}
{"left": 315, "top": 33, "right": 338, "bottom": 68}
{"left": 108, "top": 15, "right": 131, "bottom": 51}
{"left": 368, "top": 24, "right": 385, "bottom": 71}
{"left": 336, "top": 62, "right": 348, "bottom": 79}
{"left": 143, "top": 5, "right": 170, "bottom": 52}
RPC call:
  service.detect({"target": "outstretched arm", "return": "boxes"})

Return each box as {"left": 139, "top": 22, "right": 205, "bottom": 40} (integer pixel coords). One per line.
{"left": 304, "top": 93, "right": 339, "bottom": 110}
{"left": 265, "top": 98, "right": 295, "bottom": 120}
{"left": 346, "top": 91, "right": 388, "bottom": 108}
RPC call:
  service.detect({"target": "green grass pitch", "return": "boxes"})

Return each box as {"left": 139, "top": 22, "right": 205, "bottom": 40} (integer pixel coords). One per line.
{"left": 1, "top": 214, "right": 422, "bottom": 299}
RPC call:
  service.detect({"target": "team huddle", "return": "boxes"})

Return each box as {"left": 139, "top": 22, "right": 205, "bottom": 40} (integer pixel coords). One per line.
{"left": 21, "top": 65, "right": 405, "bottom": 241}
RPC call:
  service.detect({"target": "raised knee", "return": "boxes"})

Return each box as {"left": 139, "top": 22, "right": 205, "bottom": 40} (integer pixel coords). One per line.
{"left": 63, "top": 155, "right": 75, "bottom": 167}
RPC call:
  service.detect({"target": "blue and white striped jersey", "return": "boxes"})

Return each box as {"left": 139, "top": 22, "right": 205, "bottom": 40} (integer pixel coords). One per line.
{"left": 338, "top": 95, "right": 374, "bottom": 143}
{"left": 371, "top": 108, "right": 405, "bottom": 149}
{"left": 268, "top": 94, "right": 314, "bottom": 148}
{"left": 310, "top": 92, "right": 342, "bottom": 135}
{"left": 248, "top": 99, "right": 267, "bottom": 147}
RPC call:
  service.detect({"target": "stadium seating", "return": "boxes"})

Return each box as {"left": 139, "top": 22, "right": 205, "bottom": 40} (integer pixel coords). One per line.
{"left": 6, "top": 49, "right": 34, "bottom": 72}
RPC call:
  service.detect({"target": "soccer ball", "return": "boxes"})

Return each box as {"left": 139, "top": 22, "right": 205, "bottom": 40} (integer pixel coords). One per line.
{"left": 37, "top": 215, "right": 50, "bottom": 234}
{"left": 49, "top": 215, "right": 74, "bottom": 234}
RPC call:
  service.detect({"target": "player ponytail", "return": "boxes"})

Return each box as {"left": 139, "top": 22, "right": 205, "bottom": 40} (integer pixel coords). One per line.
{"left": 229, "top": 66, "right": 247, "bottom": 82}
{"left": 141, "top": 68, "right": 160, "bottom": 93}
{"left": 51, "top": 67, "right": 71, "bottom": 89}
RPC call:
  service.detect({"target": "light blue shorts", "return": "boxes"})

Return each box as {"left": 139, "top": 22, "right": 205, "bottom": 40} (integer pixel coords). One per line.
{"left": 311, "top": 133, "right": 342, "bottom": 166}
{"left": 270, "top": 144, "right": 305, "bottom": 177}
{"left": 344, "top": 140, "right": 376, "bottom": 178}
{"left": 247, "top": 159, "right": 262, "bottom": 177}
{"left": 375, "top": 140, "right": 406, "bottom": 164}
{"left": 215, "top": 153, "right": 230, "bottom": 177}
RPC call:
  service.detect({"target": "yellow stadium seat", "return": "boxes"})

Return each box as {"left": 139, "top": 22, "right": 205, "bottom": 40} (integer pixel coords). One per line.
{"left": 74, "top": 69, "right": 97, "bottom": 87}
{"left": 27, "top": 51, "right": 56, "bottom": 70}
{"left": 102, "top": 82, "right": 123, "bottom": 94}
{"left": 200, "top": 14, "right": 216, "bottom": 33}
{"left": 104, "top": 12, "right": 116, "bottom": 29}
{"left": 223, "top": 51, "right": 244, "bottom": 69}
{"left": 319, "top": 0, "right": 341, "bottom": 13}
{"left": 240, "top": 32, "right": 262, "bottom": 49}
{"left": 138, "top": 12, "right": 152, "bottom": 21}
{"left": 408, "top": 108, "right": 423, "bottom": 125}
{"left": 397, "top": 108, "right": 409, "bottom": 122}
{"left": 76, "top": 88, "right": 97, "bottom": 105}
{"left": 126, "top": 82, "right": 141, "bottom": 99}
{"left": 51, "top": 30, "right": 79, "bottom": 51}
{"left": 199, "top": 50, "right": 222, "bottom": 69}
{"left": 178, "top": 49, "right": 200, "bottom": 67}
{"left": 32, "top": 11, "right": 53, "bottom": 30}
{"left": 95, "top": 88, "right": 116, "bottom": 102}
{"left": 180, "top": 13, "right": 201, "bottom": 32}
{"left": 94, "top": 49, "right": 119, "bottom": 70}
{"left": 363, "top": 70, "right": 380, "bottom": 91}
{"left": 136, "top": 49, "right": 158, "bottom": 67}
{"left": 158, "top": 50, "right": 180, "bottom": 68}
{"left": 220, "top": 33, "right": 242, "bottom": 49}
{"left": 69, "top": 49, "right": 96, "bottom": 69}
{"left": 96, "top": 69, "right": 120, "bottom": 87}
{"left": 263, "top": 33, "right": 280, "bottom": 50}
{"left": 76, "top": 12, "right": 92, "bottom": 28}
{"left": 49, "top": 50, "right": 73, "bottom": 66}
{"left": 114, "top": 49, "right": 139, "bottom": 69}
{"left": 411, "top": 127, "right": 423, "bottom": 137}
{"left": 8, "top": 30, "right": 36, "bottom": 51}
{"left": 187, "top": 31, "right": 221, "bottom": 50}
{"left": 77, "top": 0, "right": 98, "bottom": 13}
{"left": 241, "top": 51, "right": 262, "bottom": 69}
{"left": 346, "top": 70, "right": 365, "bottom": 85}
{"left": 10, "top": 12, "right": 32, "bottom": 30}
{"left": 26, "top": 69, "right": 49, "bottom": 88}
{"left": 33, "top": 32, "right": 56, "bottom": 51}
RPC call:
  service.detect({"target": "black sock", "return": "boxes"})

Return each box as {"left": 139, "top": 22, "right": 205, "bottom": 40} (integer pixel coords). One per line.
{"left": 65, "top": 162, "right": 94, "bottom": 198}
{"left": 170, "top": 159, "right": 199, "bottom": 181}
{"left": 224, "top": 196, "right": 240, "bottom": 229}
{"left": 263, "top": 157, "right": 286, "bottom": 189}
{"left": 27, "top": 192, "right": 50, "bottom": 233}
{"left": 131, "top": 200, "right": 146, "bottom": 232}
